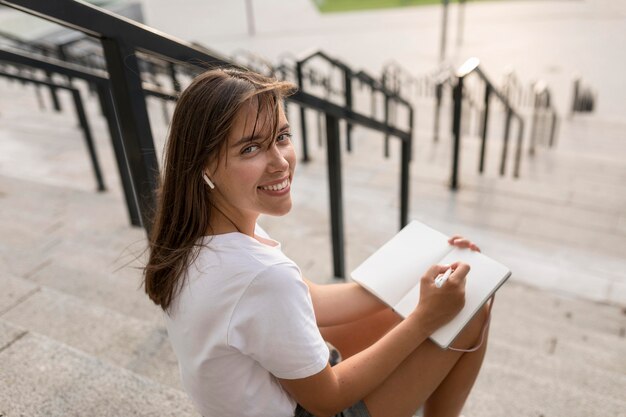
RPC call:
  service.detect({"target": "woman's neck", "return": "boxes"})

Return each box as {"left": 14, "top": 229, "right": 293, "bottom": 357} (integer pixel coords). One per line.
{"left": 208, "top": 203, "right": 256, "bottom": 237}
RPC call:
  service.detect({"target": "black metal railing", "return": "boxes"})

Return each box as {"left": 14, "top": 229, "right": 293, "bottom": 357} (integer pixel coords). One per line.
{"left": 0, "top": 29, "right": 66, "bottom": 110}
{"left": 296, "top": 49, "right": 354, "bottom": 160}
{"left": 381, "top": 60, "right": 434, "bottom": 100}
{"left": 500, "top": 70, "right": 533, "bottom": 109}
{"left": 571, "top": 76, "right": 595, "bottom": 114}
{"left": 295, "top": 49, "right": 414, "bottom": 161}
{"left": 0, "top": 0, "right": 412, "bottom": 279}
{"left": 378, "top": 61, "right": 418, "bottom": 158}
{"left": 450, "top": 57, "right": 525, "bottom": 189}
{"left": 529, "top": 81, "right": 559, "bottom": 154}
{"left": 231, "top": 49, "right": 276, "bottom": 77}
{"left": 0, "top": 46, "right": 179, "bottom": 228}
{"left": 0, "top": 47, "right": 139, "bottom": 227}
{"left": 0, "top": 67, "right": 105, "bottom": 191}
{"left": 432, "top": 65, "right": 454, "bottom": 143}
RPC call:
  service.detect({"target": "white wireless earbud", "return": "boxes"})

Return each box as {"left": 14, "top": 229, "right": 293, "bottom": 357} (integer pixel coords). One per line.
{"left": 202, "top": 172, "right": 215, "bottom": 190}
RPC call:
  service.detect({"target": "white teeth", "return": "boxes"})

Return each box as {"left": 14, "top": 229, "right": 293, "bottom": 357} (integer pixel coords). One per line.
{"left": 261, "top": 179, "right": 289, "bottom": 191}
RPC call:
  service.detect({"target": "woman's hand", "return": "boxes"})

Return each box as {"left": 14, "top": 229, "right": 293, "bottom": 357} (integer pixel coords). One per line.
{"left": 411, "top": 262, "right": 469, "bottom": 335}
{"left": 448, "top": 235, "right": 481, "bottom": 252}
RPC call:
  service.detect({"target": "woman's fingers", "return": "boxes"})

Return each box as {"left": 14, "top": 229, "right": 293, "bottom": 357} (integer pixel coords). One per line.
{"left": 447, "top": 235, "right": 463, "bottom": 244}
{"left": 424, "top": 264, "right": 452, "bottom": 280}
{"left": 448, "top": 235, "right": 481, "bottom": 252}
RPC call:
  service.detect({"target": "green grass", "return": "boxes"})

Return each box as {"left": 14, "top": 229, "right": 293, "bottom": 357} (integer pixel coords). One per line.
{"left": 314, "top": 0, "right": 473, "bottom": 13}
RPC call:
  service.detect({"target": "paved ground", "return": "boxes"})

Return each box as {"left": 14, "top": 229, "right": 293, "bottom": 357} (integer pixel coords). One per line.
{"left": 1, "top": 0, "right": 626, "bottom": 416}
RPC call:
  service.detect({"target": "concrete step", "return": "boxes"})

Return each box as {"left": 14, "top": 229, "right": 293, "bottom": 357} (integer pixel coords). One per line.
{"left": 466, "top": 339, "right": 626, "bottom": 417}
{"left": 0, "top": 320, "right": 196, "bottom": 417}
{"left": 0, "top": 275, "right": 180, "bottom": 390}
{"left": 489, "top": 284, "right": 626, "bottom": 372}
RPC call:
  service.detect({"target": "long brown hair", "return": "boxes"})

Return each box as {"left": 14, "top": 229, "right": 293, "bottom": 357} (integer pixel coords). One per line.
{"left": 144, "top": 68, "right": 295, "bottom": 311}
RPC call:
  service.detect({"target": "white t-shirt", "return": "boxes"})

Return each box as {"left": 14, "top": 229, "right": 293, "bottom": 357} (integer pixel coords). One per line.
{"left": 165, "top": 225, "right": 330, "bottom": 417}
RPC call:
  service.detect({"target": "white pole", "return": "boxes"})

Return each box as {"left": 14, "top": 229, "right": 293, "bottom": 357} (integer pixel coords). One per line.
{"left": 245, "top": 0, "right": 255, "bottom": 36}
{"left": 440, "top": 0, "right": 449, "bottom": 63}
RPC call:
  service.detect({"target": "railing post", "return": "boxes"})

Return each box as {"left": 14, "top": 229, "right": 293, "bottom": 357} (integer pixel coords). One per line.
{"left": 296, "top": 61, "right": 310, "bottom": 162}
{"left": 549, "top": 112, "right": 558, "bottom": 148}
{"left": 500, "top": 108, "right": 512, "bottom": 176}
{"left": 513, "top": 118, "right": 524, "bottom": 178}
{"left": 57, "top": 44, "right": 74, "bottom": 86}
{"left": 434, "top": 82, "right": 443, "bottom": 142}
{"left": 571, "top": 77, "right": 580, "bottom": 115}
{"left": 529, "top": 92, "right": 539, "bottom": 155}
{"left": 317, "top": 111, "right": 324, "bottom": 147}
{"left": 344, "top": 68, "right": 353, "bottom": 152}
{"left": 34, "top": 82, "right": 45, "bottom": 110}
{"left": 325, "top": 113, "right": 345, "bottom": 279}
{"left": 168, "top": 61, "right": 181, "bottom": 93}
{"left": 479, "top": 83, "right": 490, "bottom": 173}
{"left": 42, "top": 50, "right": 62, "bottom": 112}
{"left": 70, "top": 88, "right": 106, "bottom": 192}
{"left": 451, "top": 76, "right": 463, "bottom": 190}
{"left": 400, "top": 110, "right": 413, "bottom": 229}
{"left": 383, "top": 73, "right": 390, "bottom": 158}
{"left": 101, "top": 38, "right": 159, "bottom": 233}
{"left": 96, "top": 83, "right": 142, "bottom": 227}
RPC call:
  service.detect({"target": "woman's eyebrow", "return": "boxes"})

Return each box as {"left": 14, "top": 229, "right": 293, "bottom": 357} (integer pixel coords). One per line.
{"left": 231, "top": 134, "right": 262, "bottom": 148}
{"left": 231, "top": 123, "right": 290, "bottom": 147}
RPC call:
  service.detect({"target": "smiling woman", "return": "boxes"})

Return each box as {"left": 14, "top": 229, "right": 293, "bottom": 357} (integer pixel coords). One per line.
{"left": 207, "top": 94, "right": 296, "bottom": 229}
{"left": 143, "top": 68, "right": 491, "bottom": 417}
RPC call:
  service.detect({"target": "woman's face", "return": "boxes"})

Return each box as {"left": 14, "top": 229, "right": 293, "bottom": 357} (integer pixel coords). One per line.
{"left": 209, "top": 99, "right": 296, "bottom": 226}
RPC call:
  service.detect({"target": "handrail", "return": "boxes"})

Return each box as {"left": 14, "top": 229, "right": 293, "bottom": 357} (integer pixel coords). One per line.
{"left": 0, "top": 29, "right": 55, "bottom": 55}
{"left": 297, "top": 49, "right": 351, "bottom": 72}
{"left": 459, "top": 58, "right": 522, "bottom": 115}
{"left": 231, "top": 49, "right": 276, "bottom": 77}
{"left": 355, "top": 69, "right": 411, "bottom": 107}
{"left": 378, "top": 62, "right": 416, "bottom": 158}
{"left": 431, "top": 64, "right": 456, "bottom": 142}
{"left": 501, "top": 70, "right": 525, "bottom": 107}
{"left": 0, "top": 0, "right": 412, "bottom": 280}
{"left": 0, "top": 46, "right": 142, "bottom": 226}
{"left": 295, "top": 49, "right": 354, "bottom": 159}
{"left": 1, "top": 0, "right": 232, "bottom": 67}
{"left": 296, "top": 48, "right": 413, "bottom": 161}
{"left": 570, "top": 76, "right": 595, "bottom": 114}
{"left": 450, "top": 57, "right": 525, "bottom": 189}
{"left": 381, "top": 60, "right": 428, "bottom": 98}
{"left": 0, "top": 29, "right": 68, "bottom": 110}
{"left": 0, "top": 67, "right": 105, "bottom": 191}
{"left": 529, "top": 80, "right": 559, "bottom": 152}
{"left": 297, "top": 49, "right": 411, "bottom": 107}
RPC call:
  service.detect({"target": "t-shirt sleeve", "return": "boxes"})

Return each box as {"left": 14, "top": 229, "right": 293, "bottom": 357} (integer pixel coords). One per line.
{"left": 227, "top": 263, "right": 330, "bottom": 380}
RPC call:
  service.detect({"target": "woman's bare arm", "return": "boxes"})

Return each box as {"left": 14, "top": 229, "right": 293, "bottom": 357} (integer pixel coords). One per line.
{"left": 304, "top": 279, "right": 388, "bottom": 327}
{"left": 282, "top": 263, "right": 469, "bottom": 417}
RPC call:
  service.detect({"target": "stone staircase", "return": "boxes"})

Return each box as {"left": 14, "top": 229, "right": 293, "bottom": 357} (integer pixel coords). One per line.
{"left": 1, "top": 75, "right": 625, "bottom": 417}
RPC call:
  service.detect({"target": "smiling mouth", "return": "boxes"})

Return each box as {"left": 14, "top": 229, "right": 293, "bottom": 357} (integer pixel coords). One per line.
{"left": 258, "top": 178, "right": 290, "bottom": 192}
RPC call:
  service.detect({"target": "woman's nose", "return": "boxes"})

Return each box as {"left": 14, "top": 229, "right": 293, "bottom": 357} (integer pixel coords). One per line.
{"left": 268, "top": 143, "right": 290, "bottom": 171}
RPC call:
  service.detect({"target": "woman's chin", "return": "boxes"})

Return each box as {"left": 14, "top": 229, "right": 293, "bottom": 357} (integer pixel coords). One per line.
{"left": 267, "top": 200, "right": 292, "bottom": 217}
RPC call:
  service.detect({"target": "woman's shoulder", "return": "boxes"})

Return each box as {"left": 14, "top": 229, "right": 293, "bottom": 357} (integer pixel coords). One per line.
{"left": 200, "top": 231, "right": 291, "bottom": 267}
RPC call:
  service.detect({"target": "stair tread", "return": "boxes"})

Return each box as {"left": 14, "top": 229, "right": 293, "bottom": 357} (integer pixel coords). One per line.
{"left": 1, "top": 282, "right": 180, "bottom": 389}
{"left": 0, "top": 320, "right": 196, "bottom": 417}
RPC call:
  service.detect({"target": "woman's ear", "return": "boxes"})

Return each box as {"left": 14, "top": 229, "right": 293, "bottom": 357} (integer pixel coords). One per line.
{"left": 202, "top": 172, "right": 215, "bottom": 189}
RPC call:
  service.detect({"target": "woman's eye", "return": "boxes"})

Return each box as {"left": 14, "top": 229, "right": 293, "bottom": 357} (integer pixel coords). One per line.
{"left": 277, "top": 133, "right": 292, "bottom": 142}
{"left": 242, "top": 144, "right": 260, "bottom": 154}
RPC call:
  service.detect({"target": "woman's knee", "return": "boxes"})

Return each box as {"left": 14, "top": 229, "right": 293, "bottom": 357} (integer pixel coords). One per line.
{"left": 320, "top": 308, "right": 401, "bottom": 359}
{"left": 451, "top": 302, "right": 491, "bottom": 350}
